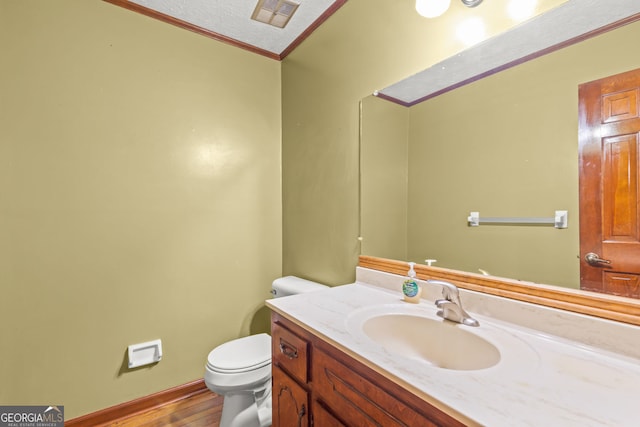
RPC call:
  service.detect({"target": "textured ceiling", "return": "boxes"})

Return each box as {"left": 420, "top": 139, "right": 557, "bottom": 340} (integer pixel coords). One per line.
{"left": 112, "top": 0, "right": 344, "bottom": 59}
{"left": 108, "top": 0, "right": 640, "bottom": 103}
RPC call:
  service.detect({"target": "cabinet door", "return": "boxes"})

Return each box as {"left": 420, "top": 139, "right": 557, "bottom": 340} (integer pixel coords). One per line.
{"left": 311, "top": 400, "right": 346, "bottom": 427}
{"left": 272, "top": 365, "right": 309, "bottom": 427}
{"left": 313, "top": 348, "right": 444, "bottom": 427}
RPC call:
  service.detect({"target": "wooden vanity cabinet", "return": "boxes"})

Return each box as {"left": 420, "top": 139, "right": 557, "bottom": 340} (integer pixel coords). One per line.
{"left": 271, "top": 313, "right": 465, "bottom": 427}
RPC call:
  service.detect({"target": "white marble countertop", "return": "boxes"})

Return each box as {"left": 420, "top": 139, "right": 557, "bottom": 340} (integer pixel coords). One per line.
{"left": 267, "top": 271, "right": 640, "bottom": 427}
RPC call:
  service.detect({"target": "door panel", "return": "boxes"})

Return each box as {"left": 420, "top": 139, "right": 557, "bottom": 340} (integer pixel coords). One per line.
{"left": 601, "top": 88, "right": 638, "bottom": 123}
{"left": 603, "top": 271, "right": 640, "bottom": 298}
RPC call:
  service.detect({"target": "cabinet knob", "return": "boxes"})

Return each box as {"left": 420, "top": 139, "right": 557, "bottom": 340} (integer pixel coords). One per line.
{"left": 298, "top": 404, "right": 306, "bottom": 424}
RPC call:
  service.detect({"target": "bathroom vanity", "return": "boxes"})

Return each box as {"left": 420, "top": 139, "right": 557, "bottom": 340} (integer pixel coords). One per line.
{"left": 271, "top": 313, "right": 464, "bottom": 426}
{"left": 267, "top": 260, "right": 640, "bottom": 426}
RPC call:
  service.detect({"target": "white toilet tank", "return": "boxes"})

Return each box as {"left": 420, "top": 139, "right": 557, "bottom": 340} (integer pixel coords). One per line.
{"left": 271, "top": 276, "right": 329, "bottom": 298}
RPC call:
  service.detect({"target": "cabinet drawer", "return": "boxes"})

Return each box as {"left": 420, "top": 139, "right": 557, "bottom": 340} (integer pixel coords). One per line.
{"left": 272, "top": 321, "right": 309, "bottom": 383}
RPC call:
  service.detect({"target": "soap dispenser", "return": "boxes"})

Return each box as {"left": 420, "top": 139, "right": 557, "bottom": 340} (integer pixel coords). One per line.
{"left": 402, "top": 262, "right": 422, "bottom": 303}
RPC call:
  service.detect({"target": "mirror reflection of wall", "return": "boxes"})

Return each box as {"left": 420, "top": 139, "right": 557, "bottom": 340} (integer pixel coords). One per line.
{"left": 360, "top": 20, "right": 640, "bottom": 289}
{"left": 360, "top": 98, "right": 408, "bottom": 261}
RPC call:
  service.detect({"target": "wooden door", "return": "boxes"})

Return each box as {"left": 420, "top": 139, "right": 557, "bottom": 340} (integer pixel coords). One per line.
{"left": 579, "top": 68, "right": 640, "bottom": 298}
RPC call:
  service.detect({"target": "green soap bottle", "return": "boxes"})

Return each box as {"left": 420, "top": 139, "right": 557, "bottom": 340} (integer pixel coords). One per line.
{"left": 402, "top": 262, "right": 422, "bottom": 303}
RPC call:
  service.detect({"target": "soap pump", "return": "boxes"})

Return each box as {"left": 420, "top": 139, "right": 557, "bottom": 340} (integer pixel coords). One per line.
{"left": 402, "top": 262, "right": 422, "bottom": 303}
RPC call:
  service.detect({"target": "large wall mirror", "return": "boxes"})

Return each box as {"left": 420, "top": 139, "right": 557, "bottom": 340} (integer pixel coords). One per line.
{"left": 360, "top": 14, "right": 640, "bottom": 296}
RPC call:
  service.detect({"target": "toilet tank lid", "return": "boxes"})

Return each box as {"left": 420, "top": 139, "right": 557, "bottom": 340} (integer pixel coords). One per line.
{"left": 272, "top": 276, "right": 329, "bottom": 297}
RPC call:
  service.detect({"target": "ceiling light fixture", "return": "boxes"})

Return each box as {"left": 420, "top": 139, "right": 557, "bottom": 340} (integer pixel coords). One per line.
{"left": 251, "top": 0, "right": 300, "bottom": 29}
{"left": 461, "top": 0, "right": 483, "bottom": 7}
{"left": 416, "top": 0, "right": 483, "bottom": 18}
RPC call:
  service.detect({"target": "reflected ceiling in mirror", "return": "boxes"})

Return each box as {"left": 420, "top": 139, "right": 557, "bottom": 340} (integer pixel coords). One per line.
{"left": 377, "top": 1, "right": 640, "bottom": 106}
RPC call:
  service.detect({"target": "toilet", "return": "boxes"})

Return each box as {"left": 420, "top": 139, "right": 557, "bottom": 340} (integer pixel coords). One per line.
{"left": 204, "top": 276, "right": 329, "bottom": 427}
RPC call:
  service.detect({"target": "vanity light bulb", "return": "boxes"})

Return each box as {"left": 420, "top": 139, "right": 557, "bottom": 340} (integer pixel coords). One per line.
{"left": 456, "top": 17, "right": 486, "bottom": 46}
{"left": 507, "top": 0, "right": 537, "bottom": 21}
{"left": 416, "top": 0, "right": 451, "bottom": 18}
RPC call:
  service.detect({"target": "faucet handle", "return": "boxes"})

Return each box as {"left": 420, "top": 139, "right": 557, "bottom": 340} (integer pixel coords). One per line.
{"left": 428, "top": 279, "right": 460, "bottom": 301}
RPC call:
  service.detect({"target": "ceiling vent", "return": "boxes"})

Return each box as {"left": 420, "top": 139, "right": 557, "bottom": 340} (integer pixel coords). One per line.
{"left": 251, "top": 0, "right": 300, "bottom": 28}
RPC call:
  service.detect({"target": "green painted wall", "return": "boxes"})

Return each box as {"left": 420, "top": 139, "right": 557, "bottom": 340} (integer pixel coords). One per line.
{"left": 0, "top": 0, "right": 281, "bottom": 418}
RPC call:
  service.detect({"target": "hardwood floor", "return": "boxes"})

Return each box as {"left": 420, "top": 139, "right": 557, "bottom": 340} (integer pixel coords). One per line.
{"left": 104, "top": 390, "right": 224, "bottom": 427}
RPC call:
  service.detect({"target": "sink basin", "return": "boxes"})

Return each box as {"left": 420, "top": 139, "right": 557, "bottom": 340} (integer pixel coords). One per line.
{"left": 361, "top": 313, "right": 501, "bottom": 371}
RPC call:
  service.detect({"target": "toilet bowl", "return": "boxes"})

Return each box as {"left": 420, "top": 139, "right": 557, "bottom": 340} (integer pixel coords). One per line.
{"left": 204, "top": 276, "right": 329, "bottom": 427}
{"left": 205, "top": 334, "right": 272, "bottom": 427}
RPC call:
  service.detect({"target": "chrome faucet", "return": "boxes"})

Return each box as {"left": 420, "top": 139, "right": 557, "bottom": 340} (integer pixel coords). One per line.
{"left": 428, "top": 280, "right": 479, "bottom": 327}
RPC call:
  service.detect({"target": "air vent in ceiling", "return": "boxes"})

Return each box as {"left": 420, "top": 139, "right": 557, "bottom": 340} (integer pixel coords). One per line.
{"left": 251, "top": 0, "right": 300, "bottom": 28}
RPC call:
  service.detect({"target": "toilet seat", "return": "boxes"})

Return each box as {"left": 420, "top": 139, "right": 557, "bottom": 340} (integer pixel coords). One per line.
{"left": 205, "top": 333, "right": 272, "bottom": 393}
{"left": 206, "top": 333, "right": 271, "bottom": 373}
